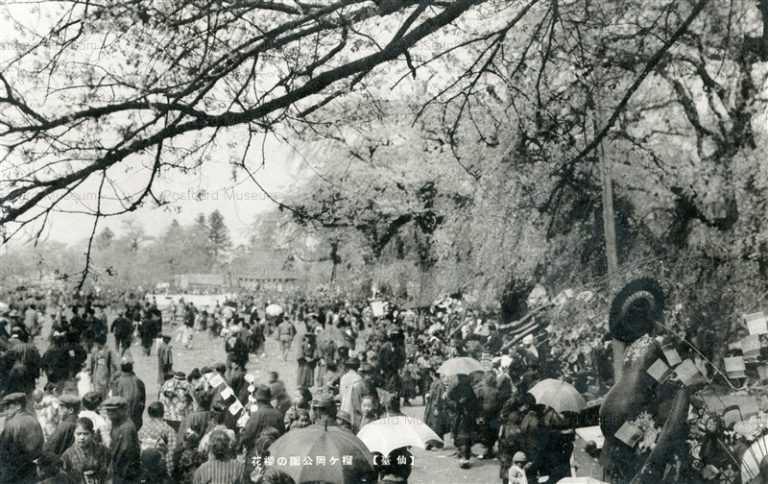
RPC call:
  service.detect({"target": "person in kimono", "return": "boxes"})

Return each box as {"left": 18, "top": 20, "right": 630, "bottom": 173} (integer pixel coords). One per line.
{"left": 89, "top": 334, "right": 118, "bottom": 399}
{"left": 296, "top": 333, "right": 317, "bottom": 390}
{"left": 156, "top": 335, "right": 173, "bottom": 386}
{"left": 159, "top": 372, "right": 192, "bottom": 433}
{"left": 423, "top": 368, "right": 449, "bottom": 443}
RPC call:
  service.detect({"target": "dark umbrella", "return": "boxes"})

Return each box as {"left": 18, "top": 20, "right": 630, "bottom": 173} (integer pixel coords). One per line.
{"left": 267, "top": 422, "right": 376, "bottom": 484}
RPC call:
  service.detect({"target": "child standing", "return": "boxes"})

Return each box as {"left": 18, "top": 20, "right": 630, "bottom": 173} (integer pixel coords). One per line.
{"left": 157, "top": 335, "right": 173, "bottom": 386}
{"left": 508, "top": 452, "right": 530, "bottom": 484}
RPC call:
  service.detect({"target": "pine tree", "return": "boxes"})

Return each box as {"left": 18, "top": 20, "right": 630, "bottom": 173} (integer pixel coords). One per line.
{"left": 208, "top": 210, "right": 231, "bottom": 269}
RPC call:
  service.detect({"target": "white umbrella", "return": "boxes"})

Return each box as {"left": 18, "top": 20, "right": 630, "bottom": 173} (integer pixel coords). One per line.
{"left": 437, "top": 357, "right": 484, "bottom": 376}
{"left": 265, "top": 304, "right": 283, "bottom": 316}
{"left": 529, "top": 379, "right": 586, "bottom": 414}
{"left": 357, "top": 415, "right": 443, "bottom": 455}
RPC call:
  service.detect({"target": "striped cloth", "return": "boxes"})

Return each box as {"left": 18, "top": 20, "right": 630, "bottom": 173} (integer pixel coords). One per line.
{"left": 192, "top": 458, "right": 246, "bottom": 484}
{"left": 505, "top": 318, "right": 545, "bottom": 344}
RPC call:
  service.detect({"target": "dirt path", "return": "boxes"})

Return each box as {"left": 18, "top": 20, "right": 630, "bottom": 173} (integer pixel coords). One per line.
{"left": 43, "top": 319, "right": 499, "bottom": 484}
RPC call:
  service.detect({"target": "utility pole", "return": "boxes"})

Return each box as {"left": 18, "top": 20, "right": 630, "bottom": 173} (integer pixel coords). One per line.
{"left": 600, "top": 139, "right": 623, "bottom": 379}
{"left": 594, "top": 86, "right": 622, "bottom": 379}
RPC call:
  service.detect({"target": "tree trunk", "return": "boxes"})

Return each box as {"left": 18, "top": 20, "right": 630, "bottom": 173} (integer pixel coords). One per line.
{"left": 329, "top": 241, "right": 340, "bottom": 286}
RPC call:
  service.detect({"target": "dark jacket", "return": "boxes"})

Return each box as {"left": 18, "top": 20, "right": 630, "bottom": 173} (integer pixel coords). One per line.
{"left": 111, "top": 317, "right": 133, "bottom": 340}
{"left": 111, "top": 418, "right": 141, "bottom": 484}
{"left": 238, "top": 403, "right": 285, "bottom": 455}
{"left": 0, "top": 408, "right": 44, "bottom": 484}
{"left": 44, "top": 413, "right": 79, "bottom": 456}
{"left": 111, "top": 371, "right": 147, "bottom": 430}
{"left": 447, "top": 379, "right": 480, "bottom": 439}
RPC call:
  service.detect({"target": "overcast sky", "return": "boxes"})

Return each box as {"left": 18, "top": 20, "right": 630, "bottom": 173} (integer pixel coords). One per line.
{"left": 0, "top": 3, "right": 314, "bottom": 248}
{"left": 46, "top": 140, "right": 304, "bottom": 246}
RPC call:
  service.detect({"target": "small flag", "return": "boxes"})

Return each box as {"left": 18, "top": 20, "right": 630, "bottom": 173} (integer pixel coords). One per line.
{"left": 237, "top": 412, "right": 249, "bottom": 428}
{"left": 220, "top": 387, "right": 234, "bottom": 399}
{"left": 745, "top": 312, "right": 768, "bottom": 335}
{"left": 208, "top": 373, "right": 225, "bottom": 388}
{"left": 675, "top": 359, "right": 703, "bottom": 386}
{"left": 647, "top": 359, "right": 671, "bottom": 382}
{"left": 615, "top": 422, "right": 643, "bottom": 447}
{"left": 663, "top": 347, "right": 682, "bottom": 367}
{"left": 229, "top": 400, "right": 244, "bottom": 416}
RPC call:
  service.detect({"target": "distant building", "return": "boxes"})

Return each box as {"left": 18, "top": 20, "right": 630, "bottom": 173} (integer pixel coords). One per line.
{"left": 173, "top": 273, "right": 226, "bottom": 291}
{"left": 230, "top": 249, "right": 303, "bottom": 292}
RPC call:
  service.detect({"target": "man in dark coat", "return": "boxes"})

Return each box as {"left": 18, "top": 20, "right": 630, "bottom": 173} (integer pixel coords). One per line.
{"left": 104, "top": 396, "right": 141, "bottom": 484}
{"left": 224, "top": 325, "right": 249, "bottom": 370}
{"left": 238, "top": 385, "right": 285, "bottom": 463}
{"left": 447, "top": 373, "right": 480, "bottom": 469}
{"left": 111, "top": 360, "right": 146, "bottom": 430}
{"left": 0, "top": 393, "right": 44, "bottom": 484}
{"left": 41, "top": 330, "right": 75, "bottom": 385}
{"left": 4, "top": 327, "right": 41, "bottom": 395}
{"left": 378, "top": 327, "right": 406, "bottom": 396}
{"left": 43, "top": 394, "right": 81, "bottom": 456}
{"left": 138, "top": 308, "right": 157, "bottom": 357}
{"left": 111, "top": 309, "right": 133, "bottom": 355}
{"left": 475, "top": 372, "right": 501, "bottom": 459}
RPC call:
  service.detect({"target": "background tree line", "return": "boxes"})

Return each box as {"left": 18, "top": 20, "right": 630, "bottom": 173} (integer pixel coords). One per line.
{"left": 0, "top": 210, "right": 233, "bottom": 290}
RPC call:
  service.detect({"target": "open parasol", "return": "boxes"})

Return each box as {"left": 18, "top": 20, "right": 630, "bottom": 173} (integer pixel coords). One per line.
{"left": 528, "top": 379, "right": 586, "bottom": 414}
{"left": 357, "top": 415, "right": 443, "bottom": 455}
{"left": 267, "top": 423, "right": 376, "bottom": 484}
{"left": 437, "top": 357, "right": 484, "bottom": 376}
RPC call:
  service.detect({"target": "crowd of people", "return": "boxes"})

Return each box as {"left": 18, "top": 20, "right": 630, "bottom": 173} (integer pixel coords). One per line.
{"left": 0, "top": 288, "right": 590, "bottom": 484}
